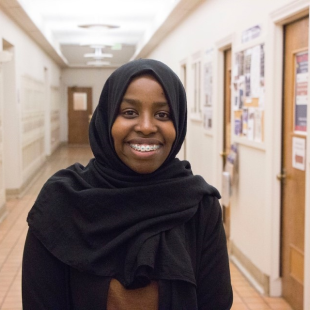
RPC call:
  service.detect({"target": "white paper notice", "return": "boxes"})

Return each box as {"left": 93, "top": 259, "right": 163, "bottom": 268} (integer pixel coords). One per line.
{"left": 254, "top": 109, "right": 263, "bottom": 142}
{"left": 247, "top": 108, "right": 255, "bottom": 140}
{"left": 250, "top": 45, "right": 261, "bottom": 98}
{"left": 221, "top": 172, "right": 231, "bottom": 207}
{"left": 73, "top": 92, "right": 87, "bottom": 111}
{"left": 204, "top": 62, "right": 213, "bottom": 107}
{"left": 203, "top": 107, "right": 213, "bottom": 131}
{"left": 292, "top": 137, "right": 306, "bottom": 171}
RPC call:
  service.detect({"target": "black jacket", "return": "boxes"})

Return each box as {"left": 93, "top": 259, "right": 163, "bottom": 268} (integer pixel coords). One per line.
{"left": 23, "top": 194, "right": 232, "bottom": 309}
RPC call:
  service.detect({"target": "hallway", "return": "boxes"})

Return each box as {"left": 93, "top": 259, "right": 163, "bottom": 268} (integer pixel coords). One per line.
{"left": 0, "top": 146, "right": 293, "bottom": 310}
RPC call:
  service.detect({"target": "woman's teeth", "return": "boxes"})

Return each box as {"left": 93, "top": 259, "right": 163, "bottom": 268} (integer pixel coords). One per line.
{"left": 130, "top": 144, "right": 160, "bottom": 152}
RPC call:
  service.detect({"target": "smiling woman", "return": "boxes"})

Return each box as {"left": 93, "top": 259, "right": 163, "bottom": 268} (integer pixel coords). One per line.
{"left": 22, "top": 59, "right": 233, "bottom": 310}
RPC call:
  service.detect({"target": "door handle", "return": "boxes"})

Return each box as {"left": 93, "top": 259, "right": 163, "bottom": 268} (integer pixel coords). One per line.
{"left": 277, "top": 172, "right": 286, "bottom": 181}
{"left": 220, "top": 152, "right": 227, "bottom": 157}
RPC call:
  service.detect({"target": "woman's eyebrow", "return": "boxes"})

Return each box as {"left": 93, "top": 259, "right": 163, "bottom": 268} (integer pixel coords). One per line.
{"left": 121, "top": 98, "right": 140, "bottom": 105}
{"left": 122, "top": 98, "right": 169, "bottom": 107}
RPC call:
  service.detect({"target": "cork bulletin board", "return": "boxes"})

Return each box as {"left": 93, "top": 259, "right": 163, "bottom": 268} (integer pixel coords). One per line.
{"left": 233, "top": 44, "right": 265, "bottom": 142}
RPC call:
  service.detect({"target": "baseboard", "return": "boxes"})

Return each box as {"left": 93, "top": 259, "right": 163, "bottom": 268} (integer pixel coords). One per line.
{"left": 6, "top": 143, "right": 66, "bottom": 198}
{"left": 0, "top": 203, "right": 8, "bottom": 224}
{"left": 6, "top": 162, "right": 45, "bottom": 198}
{"left": 230, "top": 240, "right": 270, "bottom": 295}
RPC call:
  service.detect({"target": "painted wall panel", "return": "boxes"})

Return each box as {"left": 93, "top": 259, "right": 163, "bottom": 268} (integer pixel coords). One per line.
{"left": 0, "top": 7, "right": 61, "bottom": 191}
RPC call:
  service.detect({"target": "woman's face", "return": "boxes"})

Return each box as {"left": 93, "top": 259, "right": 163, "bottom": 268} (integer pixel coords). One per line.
{"left": 111, "top": 74, "right": 176, "bottom": 174}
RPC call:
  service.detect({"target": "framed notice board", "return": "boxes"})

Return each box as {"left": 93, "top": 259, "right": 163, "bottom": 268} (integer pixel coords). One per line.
{"left": 233, "top": 43, "right": 265, "bottom": 142}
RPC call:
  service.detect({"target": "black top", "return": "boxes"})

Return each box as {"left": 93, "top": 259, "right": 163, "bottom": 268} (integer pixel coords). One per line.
{"left": 23, "top": 195, "right": 232, "bottom": 309}
{"left": 23, "top": 59, "right": 233, "bottom": 309}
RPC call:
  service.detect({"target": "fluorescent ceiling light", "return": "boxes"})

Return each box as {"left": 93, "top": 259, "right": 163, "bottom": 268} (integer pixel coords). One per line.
{"left": 78, "top": 23, "right": 119, "bottom": 29}
{"left": 90, "top": 44, "right": 108, "bottom": 49}
{"left": 84, "top": 53, "right": 113, "bottom": 58}
{"left": 84, "top": 47, "right": 113, "bottom": 59}
{"left": 87, "top": 60, "right": 110, "bottom": 66}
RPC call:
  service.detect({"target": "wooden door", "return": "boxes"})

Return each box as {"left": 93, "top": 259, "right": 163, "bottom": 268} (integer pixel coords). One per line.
{"left": 222, "top": 48, "right": 232, "bottom": 239}
{"left": 281, "top": 17, "right": 308, "bottom": 310}
{"left": 68, "top": 87, "right": 92, "bottom": 145}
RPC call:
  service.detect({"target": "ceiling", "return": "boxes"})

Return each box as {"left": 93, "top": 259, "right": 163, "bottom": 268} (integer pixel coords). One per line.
{"left": 0, "top": 0, "right": 204, "bottom": 69}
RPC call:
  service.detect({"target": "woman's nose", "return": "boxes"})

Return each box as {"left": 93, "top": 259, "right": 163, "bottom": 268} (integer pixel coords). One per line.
{"left": 135, "top": 114, "right": 157, "bottom": 135}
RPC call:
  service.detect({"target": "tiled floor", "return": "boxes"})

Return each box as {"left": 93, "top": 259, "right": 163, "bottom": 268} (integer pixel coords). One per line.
{"left": 230, "top": 263, "right": 293, "bottom": 310}
{"left": 0, "top": 145, "right": 293, "bottom": 310}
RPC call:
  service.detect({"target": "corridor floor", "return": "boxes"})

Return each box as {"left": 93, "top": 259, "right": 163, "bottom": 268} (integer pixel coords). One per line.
{"left": 0, "top": 145, "right": 293, "bottom": 310}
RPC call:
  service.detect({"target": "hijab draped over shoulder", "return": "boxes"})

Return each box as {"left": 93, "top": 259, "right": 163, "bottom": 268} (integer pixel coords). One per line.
{"left": 27, "top": 59, "right": 220, "bottom": 290}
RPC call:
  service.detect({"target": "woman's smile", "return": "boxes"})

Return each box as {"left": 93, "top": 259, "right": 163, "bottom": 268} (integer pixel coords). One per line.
{"left": 111, "top": 74, "right": 176, "bottom": 174}
{"left": 129, "top": 144, "right": 160, "bottom": 152}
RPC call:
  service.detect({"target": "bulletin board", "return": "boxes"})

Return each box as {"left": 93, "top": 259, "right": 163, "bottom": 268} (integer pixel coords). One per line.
{"left": 233, "top": 44, "right": 265, "bottom": 142}
{"left": 294, "top": 51, "right": 308, "bottom": 134}
{"left": 203, "top": 61, "right": 213, "bottom": 131}
{"left": 202, "top": 48, "right": 214, "bottom": 132}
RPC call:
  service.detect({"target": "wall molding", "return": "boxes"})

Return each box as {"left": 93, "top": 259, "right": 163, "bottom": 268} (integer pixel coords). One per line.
{"left": 230, "top": 241, "right": 270, "bottom": 295}
{"left": 270, "top": 0, "right": 309, "bottom": 24}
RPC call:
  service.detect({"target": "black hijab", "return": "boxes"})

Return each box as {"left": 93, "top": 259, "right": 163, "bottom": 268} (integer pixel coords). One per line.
{"left": 89, "top": 58, "right": 187, "bottom": 177}
{"left": 27, "top": 59, "right": 220, "bottom": 290}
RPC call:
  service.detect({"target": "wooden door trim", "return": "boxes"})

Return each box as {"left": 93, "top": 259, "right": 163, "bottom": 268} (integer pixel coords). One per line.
{"left": 67, "top": 87, "right": 92, "bottom": 145}
{"left": 280, "top": 17, "right": 308, "bottom": 310}
{"left": 215, "top": 35, "right": 233, "bottom": 191}
{"left": 266, "top": 7, "right": 310, "bottom": 298}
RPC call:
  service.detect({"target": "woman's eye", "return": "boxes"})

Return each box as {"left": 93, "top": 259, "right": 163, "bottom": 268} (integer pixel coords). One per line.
{"left": 122, "top": 110, "right": 137, "bottom": 118}
{"left": 156, "top": 111, "right": 171, "bottom": 119}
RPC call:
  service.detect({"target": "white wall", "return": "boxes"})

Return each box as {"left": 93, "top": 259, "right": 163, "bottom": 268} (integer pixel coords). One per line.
{"left": 0, "top": 7, "right": 62, "bottom": 191}
{"left": 0, "top": 63, "right": 6, "bottom": 216}
{"left": 144, "top": 0, "right": 308, "bottom": 299}
{"left": 61, "top": 68, "right": 115, "bottom": 142}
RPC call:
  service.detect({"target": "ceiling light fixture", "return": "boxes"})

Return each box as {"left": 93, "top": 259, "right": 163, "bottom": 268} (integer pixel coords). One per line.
{"left": 84, "top": 47, "right": 113, "bottom": 59}
{"left": 78, "top": 23, "right": 119, "bottom": 29}
{"left": 79, "top": 43, "right": 111, "bottom": 47}
{"left": 87, "top": 60, "right": 110, "bottom": 66}
{"left": 90, "top": 44, "right": 107, "bottom": 49}
{"left": 84, "top": 53, "right": 113, "bottom": 58}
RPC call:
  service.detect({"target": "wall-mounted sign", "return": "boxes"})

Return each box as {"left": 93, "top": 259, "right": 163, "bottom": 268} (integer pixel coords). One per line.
{"left": 73, "top": 92, "right": 87, "bottom": 111}
{"left": 203, "top": 50, "right": 214, "bottom": 130}
{"left": 292, "top": 137, "right": 306, "bottom": 171}
{"left": 204, "top": 62, "right": 213, "bottom": 107}
{"left": 294, "top": 51, "right": 308, "bottom": 133}
{"left": 241, "top": 25, "right": 261, "bottom": 43}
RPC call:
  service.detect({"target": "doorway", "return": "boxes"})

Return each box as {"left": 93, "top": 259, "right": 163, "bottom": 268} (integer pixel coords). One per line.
{"left": 68, "top": 87, "right": 92, "bottom": 145}
{"left": 281, "top": 16, "right": 308, "bottom": 310}
{"left": 179, "top": 62, "right": 187, "bottom": 160}
{"left": 222, "top": 48, "right": 232, "bottom": 239}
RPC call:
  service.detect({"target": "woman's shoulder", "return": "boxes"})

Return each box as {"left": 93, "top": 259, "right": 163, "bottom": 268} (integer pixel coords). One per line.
{"left": 189, "top": 186, "right": 222, "bottom": 233}
{"left": 42, "top": 161, "right": 92, "bottom": 187}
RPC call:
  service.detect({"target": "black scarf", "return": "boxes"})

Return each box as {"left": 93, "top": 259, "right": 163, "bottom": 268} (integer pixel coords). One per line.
{"left": 27, "top": 59, "right": 219, "bottom": 291}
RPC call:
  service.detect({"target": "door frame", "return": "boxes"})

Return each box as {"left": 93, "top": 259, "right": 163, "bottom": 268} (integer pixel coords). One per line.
{"left": 215, "top": 34, "right": 234, "bottom": 194}
{"left": 269, "top": 1, "right": 310, "bottom": 307}
{"left": 179, "top": 58, "right": 188, "bottom": 161}
{"left": 67, "top": 86, "right": 92, "bottom": 145}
